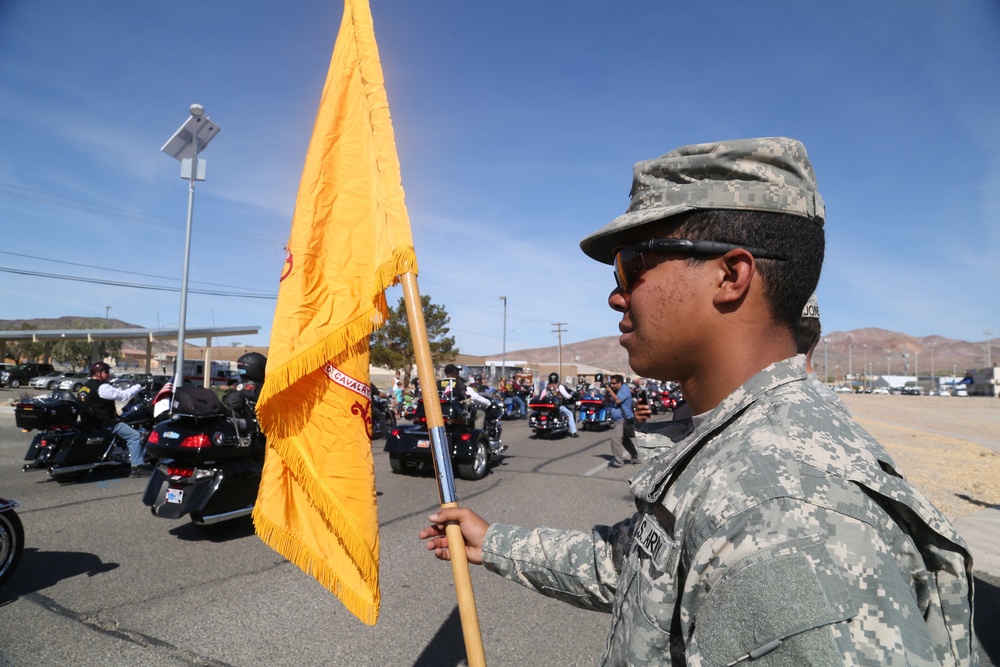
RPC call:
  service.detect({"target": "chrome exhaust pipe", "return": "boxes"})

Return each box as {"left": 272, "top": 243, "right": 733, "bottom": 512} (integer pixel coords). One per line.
{"left": 190, "top": 505, "right": 254, "bottom": 526}
{"left": 47, "top": 460, "right": 122, "bottom": 477}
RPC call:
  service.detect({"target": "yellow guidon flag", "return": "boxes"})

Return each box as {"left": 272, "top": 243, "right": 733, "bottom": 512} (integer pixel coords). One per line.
{"left": 252, "top": 0, "right": 415, "bottom": 625}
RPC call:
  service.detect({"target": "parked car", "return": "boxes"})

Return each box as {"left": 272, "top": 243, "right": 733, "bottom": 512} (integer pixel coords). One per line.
{"left": 871, "top": 387, "right": 889, "bottom": 395}
{"left": 833, "top": 386, "right": 852, "bottom": 393}
{"left": 955, "top": 388, "right": 969, "bottom": 397}
{"left": 57, "top": 371, "right": 90, "bottom": 392}
{"left": 112, "top": 373, "right": 153, "bottom": 389}
{"left": 1, "top": 362, "right": 55, "bottom": 389}
{"left": 29, "top": 371, "right": 77, "bottom": 390}
{"left": 900, "top": 386, "right": 924, "bottom": 396}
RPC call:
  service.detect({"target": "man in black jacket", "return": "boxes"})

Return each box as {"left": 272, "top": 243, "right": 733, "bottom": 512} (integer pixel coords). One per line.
{"left": 78, "top": 362, "right": 149, "bottom": 477}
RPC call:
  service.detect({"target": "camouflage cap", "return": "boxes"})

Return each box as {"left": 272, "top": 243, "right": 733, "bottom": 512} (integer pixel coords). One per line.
{"left": 801, "top": 293, "right": 820, "bottom": 319}
{"left": 580, "top": 137, "right": 826, "bottom": 264}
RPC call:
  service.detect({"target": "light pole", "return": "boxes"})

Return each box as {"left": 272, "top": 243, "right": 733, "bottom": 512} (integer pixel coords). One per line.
{"left": 847, "top": 333, "right": 853, "bottom": 381}
{"left": 862, "top": 344, "right": 867, "bottom": 391}
{"left": 986, "top": 327, "right": 994, "bottom": 368}
{"left": 552, "top": 322, "right": 567, "bottom": 380}
{"left": 886, "top": 354, "right": 891, "bottom": 375}
{"left": 499, "top": 296, "right": 507, "bottom": 382}
{"left": 161, "top": 104, "right": 220, "bottom": 389}
{"left": 105, "top": 306, "right": 110, "bottom": 320}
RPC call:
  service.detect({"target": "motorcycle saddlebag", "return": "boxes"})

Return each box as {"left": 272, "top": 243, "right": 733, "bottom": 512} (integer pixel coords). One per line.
{"left": 171, "top": 386, "right": 225, "bottom": 417}
{"left": 53, "top": 430, "right": 114, "bottom": 466}
{"left": 15, "top": 397, "right": 79, "bottom": 431}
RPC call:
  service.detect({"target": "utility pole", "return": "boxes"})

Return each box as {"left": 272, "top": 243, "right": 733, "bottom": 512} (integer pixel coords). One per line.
{"left": 552, "top": 322, "right": 567, "bottom": 381}
{"left": 986, "top": 328, "right": 994, "bottom": 368}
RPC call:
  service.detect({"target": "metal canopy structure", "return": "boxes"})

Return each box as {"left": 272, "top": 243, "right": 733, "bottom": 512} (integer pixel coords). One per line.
{"left": 0, "top": 326, "right": 260, "bottom": 383}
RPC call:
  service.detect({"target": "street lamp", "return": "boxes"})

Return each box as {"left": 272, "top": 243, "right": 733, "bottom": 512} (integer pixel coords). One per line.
{"left": 986, "top": 327, "right": 994, "bottom": 368}
{"left": 847, "top": 333, "right": 853, "bottom": 381}
{"left": 161, "top": 104, "right": 221, "bottom": 389}
{"left": 862, "top": 344, "right": 867, "bottom": 391}
{"left": 499, "top": 296, "right": 507, "bottom": 381}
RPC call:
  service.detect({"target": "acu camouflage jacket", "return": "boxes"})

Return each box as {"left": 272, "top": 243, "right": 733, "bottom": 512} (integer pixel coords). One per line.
{"left": 482, "top": 356, "right": 975, "bottom": 666}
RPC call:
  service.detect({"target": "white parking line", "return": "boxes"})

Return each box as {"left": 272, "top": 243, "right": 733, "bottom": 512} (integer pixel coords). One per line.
{"left": 584, "top": 462, "right": 612, "bottom": 477}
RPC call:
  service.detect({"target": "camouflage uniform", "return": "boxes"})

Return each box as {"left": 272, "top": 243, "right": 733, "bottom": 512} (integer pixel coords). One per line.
{"left": 482, "top": 356, "right": 975, "bottom": 665}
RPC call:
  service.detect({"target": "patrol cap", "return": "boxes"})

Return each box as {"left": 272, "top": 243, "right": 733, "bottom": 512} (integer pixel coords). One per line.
{"left": 580, "top": 137, "right": 826, "bottom": 264}
{"left": 801, "top": 293, "right": 820, "bottom": 319}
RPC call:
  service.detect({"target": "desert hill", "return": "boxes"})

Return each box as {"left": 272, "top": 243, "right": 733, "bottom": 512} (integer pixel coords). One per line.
{"left": 2, "top": 318, "right": 995, "bottom": 378}
{"left": 490, "top": 327, "right": 996, "bottom": 377}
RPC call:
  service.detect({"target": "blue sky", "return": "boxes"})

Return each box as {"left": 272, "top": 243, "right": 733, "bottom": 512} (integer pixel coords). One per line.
{"left": 1, "top": 1, "right": 997, "bottom": 357}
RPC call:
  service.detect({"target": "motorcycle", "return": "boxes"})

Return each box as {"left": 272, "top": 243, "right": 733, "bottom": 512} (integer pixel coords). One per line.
{"left": 501, "top": 387, "right": 530, "bottom": 420}
{"left": 142, "top": 386, "right": 264, "bottom": 530}
{"left": 528, "top": 395, "right": 573, "bottom": 438}
{"left": 370, "top": 391, "right": 397, "bottom": 440}
{"left": 19, "top": 387, "right": 156, "bottom": 483}
{"left": 0, "top": 496, "right": 24, "bottom": 587}
{"left": 384, "top": 390, "right": 505, "bottom": 481}
{"left": 576, "top": 390, "right": 613, "bottom": 431}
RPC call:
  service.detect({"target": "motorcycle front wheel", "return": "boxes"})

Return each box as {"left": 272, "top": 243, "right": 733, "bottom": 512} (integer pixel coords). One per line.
{"left": 0, "top": 508, "right": 25, "bottom": 587}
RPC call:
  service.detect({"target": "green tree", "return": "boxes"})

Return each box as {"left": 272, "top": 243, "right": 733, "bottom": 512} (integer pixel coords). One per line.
{"left": 370, "top": 295, "right": 456, "bottom": 383}
{"left": 4, "top": 324, "right": 45, "bottom": 364}
{"left": 49, "top": 319, "right": 124, "bottom": 369}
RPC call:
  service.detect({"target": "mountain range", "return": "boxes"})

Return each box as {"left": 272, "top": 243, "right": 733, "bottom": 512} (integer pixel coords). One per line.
{"left": 488, "top": 328, "right": 997, "bottom": 378}
{"left": 2, "top": 318, "right": 995, "bottom": 379}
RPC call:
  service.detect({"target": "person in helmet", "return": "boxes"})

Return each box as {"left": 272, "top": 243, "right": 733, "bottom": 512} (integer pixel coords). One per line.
{"left": 535, "top": 372, "right": 579, "bottom": 438}
{"left": 78, "top": 361, "right": 150, "bottom": 477}
{"left": 442, "top": 363, "right": 490, "bottom": 429}
{"left": 224, "top": 352, "right": 267, "bottom": 425}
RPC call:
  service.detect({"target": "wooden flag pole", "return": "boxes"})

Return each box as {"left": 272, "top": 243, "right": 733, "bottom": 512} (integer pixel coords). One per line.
{"left": 400, "top": 271, "right": 487, "bottom": 667}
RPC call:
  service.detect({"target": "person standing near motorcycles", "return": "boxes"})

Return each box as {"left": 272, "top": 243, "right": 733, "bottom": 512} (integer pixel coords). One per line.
{"left": 605, "top": 373, "right": 639, "bottom": 466}
{"left": 78, "top": 361, "right": 150, "bottom": 477}
{"left": 536, "top": 372, "right": 579, "bottom": 438}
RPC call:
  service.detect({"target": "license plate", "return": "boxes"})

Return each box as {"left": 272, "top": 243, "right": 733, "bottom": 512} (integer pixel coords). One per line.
{"left": 416, "top": 439, "right": 430, "bottom": 449}
{"left": 166, "top": 487, "right": 184, "bottom": 504}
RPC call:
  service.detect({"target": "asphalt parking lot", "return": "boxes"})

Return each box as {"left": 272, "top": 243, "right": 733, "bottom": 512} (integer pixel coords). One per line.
{"left": 1, "top": 390, "right": 998, "bottom": 666}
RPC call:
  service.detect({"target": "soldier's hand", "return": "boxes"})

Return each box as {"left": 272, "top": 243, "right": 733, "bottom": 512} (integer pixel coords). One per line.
{"left": 420, "top": 507, "right": 488, "bottom": 565}
{"left": 634, "top": 403, "right": 652, "bottom": 422}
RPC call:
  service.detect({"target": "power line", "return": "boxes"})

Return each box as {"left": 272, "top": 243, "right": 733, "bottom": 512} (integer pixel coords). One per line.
{"left": 0, "top": 266, "right": 277, "bottom": 300}
{"left": 0, "top": 250, "right": 274, "bottom": 295}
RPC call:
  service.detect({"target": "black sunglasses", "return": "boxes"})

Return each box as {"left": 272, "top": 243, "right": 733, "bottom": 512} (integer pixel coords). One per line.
{"left": 613, "top": 238, "right": 786, "bottom": 292}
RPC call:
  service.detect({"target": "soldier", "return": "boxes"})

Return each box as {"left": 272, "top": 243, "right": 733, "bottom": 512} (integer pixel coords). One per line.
{"left": 797, "top": 292, "right": 849, "bottom": 413}
{"left": 420, "top": 137, "right": 975, "bottom": 665}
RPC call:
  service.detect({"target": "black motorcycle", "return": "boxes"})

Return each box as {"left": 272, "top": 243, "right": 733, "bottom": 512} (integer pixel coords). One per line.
{"left": 528, "top": 395, "right": 573, "bottom": 438}
{"left": 384, "top": 396, "right": 505, "bottom": 481}
{"left": 142, "top": 386, "right": 264, "bottom": 530}
{"left": 0, "top": 497, "right": 24, "bottom": 587}
{"left": 370, "top": 391, "right": 397, "bottom": 440}
{"left": 19, "top": 388, "right": 156, "bottom": 482}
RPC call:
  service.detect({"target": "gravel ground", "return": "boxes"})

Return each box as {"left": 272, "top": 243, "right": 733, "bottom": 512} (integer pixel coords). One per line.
{"left": 840, "top": 394, "right": 1000, "bottom": 521}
